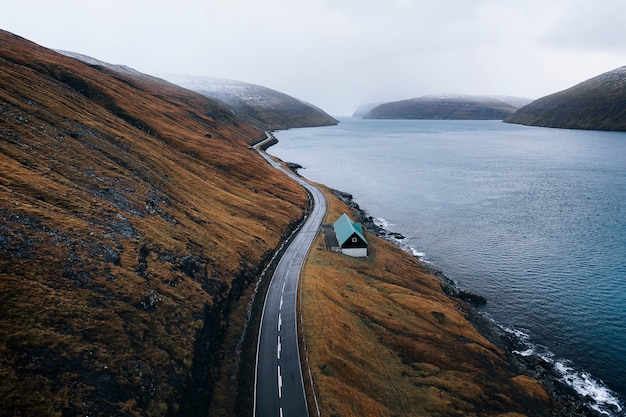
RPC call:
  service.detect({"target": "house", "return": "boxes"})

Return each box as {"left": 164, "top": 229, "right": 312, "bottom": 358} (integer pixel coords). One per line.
{"left": 332, "top": 213, "right": 368, "bottom": 257}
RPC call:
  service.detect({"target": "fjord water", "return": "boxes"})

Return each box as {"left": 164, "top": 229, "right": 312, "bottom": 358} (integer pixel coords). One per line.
{"left": 270, "top": 118, "right": 626, "bottom": 415}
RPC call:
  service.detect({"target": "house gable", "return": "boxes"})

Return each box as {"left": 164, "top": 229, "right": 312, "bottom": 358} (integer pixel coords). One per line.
{"left": 340, "top": 231, "right": 367, "bottom": 248}
{"left": 333, "top": 214, "right": 368, "bottom": 257}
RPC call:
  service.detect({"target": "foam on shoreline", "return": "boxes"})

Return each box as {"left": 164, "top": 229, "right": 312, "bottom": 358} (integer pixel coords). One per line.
{"left": 332, "top": 188, "right": 625, "bottom": 417}
{"left": 503, "top": 324, "right": 624, "bottom": 416}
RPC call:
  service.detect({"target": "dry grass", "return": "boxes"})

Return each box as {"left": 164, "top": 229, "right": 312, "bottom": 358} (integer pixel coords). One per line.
{"left": 300, "top": 185, "right": 552, "bottom": 417}
{"left": 1, "top": 30, "right": 308, "bottom": 416}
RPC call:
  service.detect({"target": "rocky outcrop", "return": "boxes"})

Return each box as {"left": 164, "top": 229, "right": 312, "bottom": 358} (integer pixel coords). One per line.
{"left": 505, "top": 66, "right": 626, "bottom": 131}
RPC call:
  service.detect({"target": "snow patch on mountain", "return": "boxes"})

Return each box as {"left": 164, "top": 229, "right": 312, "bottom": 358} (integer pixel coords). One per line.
{"left": 160, "top": 74, "right": 292, "bottom": 108}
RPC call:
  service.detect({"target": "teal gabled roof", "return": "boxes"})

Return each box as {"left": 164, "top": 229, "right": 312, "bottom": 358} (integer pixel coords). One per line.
{"left": 333, "top": 213, "right": 368, "bottom": 246}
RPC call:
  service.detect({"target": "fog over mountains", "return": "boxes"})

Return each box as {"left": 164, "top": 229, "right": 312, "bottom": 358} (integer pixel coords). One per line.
{"left": 354, "top": 66, "right": 626, "bottom": 132}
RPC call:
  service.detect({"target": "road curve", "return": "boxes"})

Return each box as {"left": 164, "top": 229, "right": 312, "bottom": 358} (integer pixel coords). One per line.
{"left": 253, "top": 133, "right": 327, "bottom": 417}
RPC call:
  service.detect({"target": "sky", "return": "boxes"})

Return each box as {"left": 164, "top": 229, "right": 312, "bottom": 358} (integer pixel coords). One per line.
{"left": 2, "top": 0, "right": 626, "bottom": 116}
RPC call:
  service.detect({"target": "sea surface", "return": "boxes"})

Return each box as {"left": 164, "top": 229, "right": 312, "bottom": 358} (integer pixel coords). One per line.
{"left": 269, "top": 118, "right": 626, "bottom": 416}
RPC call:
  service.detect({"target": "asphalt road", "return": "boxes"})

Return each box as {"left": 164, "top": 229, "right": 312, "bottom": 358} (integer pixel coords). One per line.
{"left": 254, "top": 134, "right": 327, "bottom": 417}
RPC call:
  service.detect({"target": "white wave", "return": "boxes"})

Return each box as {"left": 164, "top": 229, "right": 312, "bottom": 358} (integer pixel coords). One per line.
{"left": 501, "top": 324, "right": 625, "bottom": 416}
{"left": 554, "top": 360, "right": 624, "bottom": 416}
{"left": 373, "top": 216, "right": 395, "bottom": 228}
{"left": 512, "top": 348, "right": 535, "bottom": 357}
{"left": 409, "top": 247, "right": 425, "bottom": 258}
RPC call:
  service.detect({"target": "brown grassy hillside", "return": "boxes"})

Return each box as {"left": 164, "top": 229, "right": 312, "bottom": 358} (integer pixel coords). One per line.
{"left": 300, "top": 187, "right": 563, "bottom": 417}
{"left": 0, "top": 30, "right": 308, "bottom": 416}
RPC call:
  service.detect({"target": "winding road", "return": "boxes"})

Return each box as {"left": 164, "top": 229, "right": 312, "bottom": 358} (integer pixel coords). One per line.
{"left": 253, "top": 134, "right": 326, "bottom": 417}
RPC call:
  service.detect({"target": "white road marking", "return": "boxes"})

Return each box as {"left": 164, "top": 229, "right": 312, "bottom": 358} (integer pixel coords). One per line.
{"left": 278, "top": 366, "right": 282, "bottom": 398}
{"left": 277, "top": 336, "right": 281, "bottom": 360}
{"left": 278, "top": 314, "right": 282, "bottom": 332}
{"left": 282, "top": 281, "right": 286, "bottom": 293}
{"left": 280, "top": 408, "right": 284, "bottom": 417}
{"left": 279, "top": 295, "right": 283, "bottom": 310}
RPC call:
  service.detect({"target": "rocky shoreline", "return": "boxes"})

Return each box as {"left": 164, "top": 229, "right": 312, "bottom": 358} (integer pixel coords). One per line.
{"left": 330, "top": 188, "right": 603, "bottom": 417}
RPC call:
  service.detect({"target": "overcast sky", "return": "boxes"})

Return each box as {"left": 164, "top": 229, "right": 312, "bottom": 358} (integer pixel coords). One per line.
{"left": 3, "top": 0, "right": 626, "bottom": 115}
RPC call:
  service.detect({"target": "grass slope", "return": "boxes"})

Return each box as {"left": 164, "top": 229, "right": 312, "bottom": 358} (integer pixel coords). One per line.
{"left": 300, "top": 187, "right": 554, "bottom": 417}
{"left": 0, "top": 30, "right": 308, "bottom": 416}
{"left": 504, "top": 66, "right": 626, "bottom": 131}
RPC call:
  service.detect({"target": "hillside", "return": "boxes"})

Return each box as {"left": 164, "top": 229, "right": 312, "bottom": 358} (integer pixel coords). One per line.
{"left": 1, "top": 29, "right": 597, "bottom": 417}
{"left": 56, "top": 52, "right": 338, "bottom": 131}
{"left": 302, "top": 188, "right": 595, "bottom": 417}
{"left": 0, "top": 30, "right": 308, "bottom": 416}
{"left": 363, "top": 94, "right": 519, "bottom": 120}
{"left": 504, "top": 66, "right": 626, "bottom": 131}
{"left": 160, "top": 74, "right": 339, "bottom": 130}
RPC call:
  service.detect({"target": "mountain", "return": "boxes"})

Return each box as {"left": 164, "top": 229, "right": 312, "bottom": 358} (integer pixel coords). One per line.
{"left": 56, "top": 52, "right": 338, "bottom": 131}
{"left": 1, "top": 30, "right": 308, "bottom": 416}
{"left": 161, "top": 74, "right": 339, "bottom": 130}
{"left": 362, "top": 94, "right": 520, "bottom": 120}
{"left": 352, "top": 101, "right": 384, "bottom": 117}
{"left": 55, "top": 50, "right": 150, "bottom": 79}
{"left": 1, "top": 29, "right": 595, "bottom": 417}
{"left": 504, "top": 66, "right": 626, "bottom": 131}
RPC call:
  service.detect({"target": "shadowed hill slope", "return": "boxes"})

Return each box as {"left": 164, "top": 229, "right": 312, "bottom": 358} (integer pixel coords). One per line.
{"left": 505, "top": 66, "right": 626, "bottom": 131}
{"left": 0, "top": 30, "right": 308, "bottom": 416}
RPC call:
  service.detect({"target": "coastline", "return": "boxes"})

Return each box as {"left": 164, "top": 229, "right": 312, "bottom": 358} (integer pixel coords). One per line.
{"left": 328, "top": 188, "right": 605, "bottom": 417}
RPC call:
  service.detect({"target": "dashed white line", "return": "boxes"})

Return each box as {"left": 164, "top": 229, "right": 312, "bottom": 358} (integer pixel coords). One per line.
{"left": 277, "top": 336, "right": 282, "bottom": 360}
{"left": 278, "top": 366, "right": 283, "bottom": 398}
{"left": 279, "top": 295, "right": 283, "bottom": 310}
{"left": 279, "top": 407, "right": 284, "bottom": 417}
{"left": 278, "top": 313, "right": 282, "bottom": 332}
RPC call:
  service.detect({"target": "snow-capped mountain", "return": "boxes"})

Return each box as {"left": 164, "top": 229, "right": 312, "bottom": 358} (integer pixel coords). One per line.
{"left": 56, "top": 50, "right": 337, "bottom": 130}
{"left": 161, "top": 74, "right": 338, "bottom": 130}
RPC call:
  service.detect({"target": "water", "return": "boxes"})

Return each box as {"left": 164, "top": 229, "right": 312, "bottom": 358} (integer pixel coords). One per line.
{"left": 269, "top": 118, "right": 626, "bottom": 416}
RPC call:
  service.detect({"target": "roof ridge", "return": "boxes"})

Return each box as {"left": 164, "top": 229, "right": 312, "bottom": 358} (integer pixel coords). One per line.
{"left": 334, "top": 213, "right": 367, "bottom": 245}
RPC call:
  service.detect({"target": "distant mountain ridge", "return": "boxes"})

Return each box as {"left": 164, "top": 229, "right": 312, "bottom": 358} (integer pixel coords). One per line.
{"left": 57, "top": 51, "right": 338, "bottom": 130}
{"left": 362, "top": 94, "right": 525, "bottom": 120}
{"left": 505, "top": 66, "right": 626, "bottom": 131}
{"left": 161, "top": 74, "right": 338, "bottom": 130}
